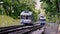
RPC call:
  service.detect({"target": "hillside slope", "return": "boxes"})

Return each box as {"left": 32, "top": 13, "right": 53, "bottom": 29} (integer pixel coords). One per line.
{"left": 0, "top": 15, "right": 20, "bottom": 27}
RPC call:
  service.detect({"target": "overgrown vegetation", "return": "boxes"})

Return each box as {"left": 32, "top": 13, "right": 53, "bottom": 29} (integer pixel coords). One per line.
{"left": 0, "top": 15, "right": 20, "bottom": 27}
{"left": 0, "top": 0, "right": 59, "bottom": 27}
{"left": 41, "top": 0, "right": 60, "bottom": 23}
{"left": 0, "top": 0, "right": 39, "bottom": 22}
{"left": 0, "top": 0, "right": 40, "bottom": 27}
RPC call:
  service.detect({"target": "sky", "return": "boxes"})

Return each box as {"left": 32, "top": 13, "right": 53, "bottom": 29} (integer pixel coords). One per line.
{"left": 35, "top": 0, "right": 45, "bottom": 15}
{"left": 35, "top": 0, "right": 41, "bottom": 10}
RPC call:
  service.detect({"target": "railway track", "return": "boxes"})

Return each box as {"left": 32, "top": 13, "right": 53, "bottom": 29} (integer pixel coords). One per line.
{"left": 0, "top": 24, "right": 44, "bottom": 34}
{"left": 0, "top": 25, "right": 25, "bottom": 31}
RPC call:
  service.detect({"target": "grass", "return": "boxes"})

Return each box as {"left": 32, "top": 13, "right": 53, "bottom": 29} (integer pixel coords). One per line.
{"left": 0, "top": 15, "right": 20, "bottom": 27}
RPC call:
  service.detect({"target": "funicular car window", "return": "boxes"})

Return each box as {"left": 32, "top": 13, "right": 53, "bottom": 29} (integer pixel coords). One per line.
{"left": 40, "top": 16, "right": 44, "bottom": 18}
{"left": 26, "top": 16, "right": 31, "bottom": 19}
{"left": 39, "top": 19, "right": 46, "bottom": 21}
{"left": 21, "top": 15, "right": 26, "bottom": 19}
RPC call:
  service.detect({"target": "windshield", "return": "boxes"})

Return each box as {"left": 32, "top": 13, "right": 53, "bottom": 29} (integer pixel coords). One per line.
{"left": 39, "top": 19, "right": 46, "bottom": 21}
{"left": 21, "top": 15, "right": 31, "bottom": 19}
{"left": 40, "top": 16, "right": 44, "bottom": 18}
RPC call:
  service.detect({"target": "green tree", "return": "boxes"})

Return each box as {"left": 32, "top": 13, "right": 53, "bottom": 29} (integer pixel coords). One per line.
{"left": 41, "top": 0, "right": 58, "bottom": 23}
{"left": 0, "top": 0, "right": 38, "bottom": 21}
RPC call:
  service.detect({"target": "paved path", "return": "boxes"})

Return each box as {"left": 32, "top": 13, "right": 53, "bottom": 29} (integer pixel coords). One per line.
{"left": 45, "top": 23, "right": 58, "bottom": 34}
{"left": 58, "top": 24, "right": 60, "bottom": 34}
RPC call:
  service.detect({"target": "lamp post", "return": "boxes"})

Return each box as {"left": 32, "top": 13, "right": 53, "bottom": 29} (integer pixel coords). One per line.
{"left": 0, "top": 2, "right": 4, "bottom": 26}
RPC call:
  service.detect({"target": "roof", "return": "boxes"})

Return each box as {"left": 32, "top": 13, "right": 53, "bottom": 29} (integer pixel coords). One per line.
{"left": 20, "top": 11, "right": 32, "bottom": 15}
{"left": 38, "top": 14, "right": 46, "bottom": 19}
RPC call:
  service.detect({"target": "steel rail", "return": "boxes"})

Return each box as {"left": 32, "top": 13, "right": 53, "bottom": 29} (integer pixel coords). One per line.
{"left": 0, "top": 24, "right": 42, "bottom": 34}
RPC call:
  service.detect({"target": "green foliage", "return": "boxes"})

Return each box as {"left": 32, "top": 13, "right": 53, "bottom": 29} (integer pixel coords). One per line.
{"left": 41, "top": 0, "right": 59, "bottom": 22}
{"left": 0, "top": 0, "right": 39, "bottom": 21}
{"left": 0, "top": 15, "right": 20, "bottom": 27}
